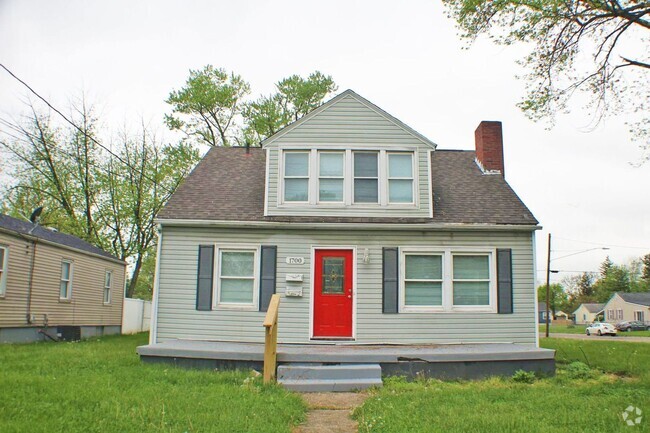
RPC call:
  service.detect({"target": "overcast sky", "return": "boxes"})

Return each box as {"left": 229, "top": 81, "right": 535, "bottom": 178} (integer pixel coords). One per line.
{"left": 1, "top": 0, "right": 649, "bottom": 286}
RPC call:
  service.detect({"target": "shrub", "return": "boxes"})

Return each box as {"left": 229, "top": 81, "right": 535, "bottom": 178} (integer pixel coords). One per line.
{"left": 512, "top": 370, "right": 536, "bottom": 383}
{"left": 565, "top": 361, "right": 595, "bottom": 380}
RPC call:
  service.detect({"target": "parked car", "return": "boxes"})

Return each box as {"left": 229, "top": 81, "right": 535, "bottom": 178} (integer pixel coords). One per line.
{"left": 586, "top": 322, "right": 617, "bottom": 336}
{"left": 615, "top": 321, "right": 649, "bottom": 332}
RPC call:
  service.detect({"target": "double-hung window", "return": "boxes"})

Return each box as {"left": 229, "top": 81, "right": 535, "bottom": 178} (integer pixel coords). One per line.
{"left": 404, "top": 254, "right": 443, "bottom": 307}
{"left": 353, "top": 152, "right": 379, "bottom": 203}
{"left": 0, "top": 246, "right": 7, "bottom": 297}
{"left": 283, "top": 151, "right": 310, "bottom": 202}
{"left": 217, "top": 248, "right": 258, "bottom": 308}
{"left": 318, "top": 152, "right": 344, "bottom": 202}
{"left": 452, "top": 254, "right": 491, "bottom": 306}
{"left": 104, "top": 271, "right": 112, "bottom": 304}
{"left": 388, "top": 153, "right": 414, "bottom": 203}
{"left": 401, "top": 249, "right": 495, "bottom": 312}
{"left": 60, "top": 260, "right": 73, "bottom": 300}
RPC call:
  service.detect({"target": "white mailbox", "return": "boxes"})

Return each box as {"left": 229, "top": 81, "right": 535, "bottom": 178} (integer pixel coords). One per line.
{"left": 286, "top": 273, "right": 303, "bottom": 282}
{"left": 285, "top": 286, "right": 303, "bottom": 297}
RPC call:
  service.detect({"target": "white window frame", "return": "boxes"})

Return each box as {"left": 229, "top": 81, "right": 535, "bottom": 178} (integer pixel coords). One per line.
{"left": 60, "top": 260, "right": 73, "bottom": 301}
{"left": 0, "top": 245, "right": 8, "bottom": 297}
{"left": 281, "top": 150, "right": 310, "bottom": 203}
{"left": 352, "top": 151, "right": 380, "bottom": 204}
{"left": 401, "top": 251, "right": 445, "bottom": 312}
{"left": 607, "top": 309, "right": 614, "bottom": 321}
{"left": 451, "top": 253, "right": 493, "bottom": 310}
{"left": 277, "top": 147, "right": 419, "bottom": 208}
{"left": 213, "top": 244, "right": 260, "bottom": 310}
{"left": 317, "top": 151, "right": 345, "bottom": 204}
{"left": 634, "top": 310, "right": 645, "bottom": 322}
{"left": 399, "top": 247, "right": 497, "bottom": 313}
{"left": 387, "top": 152, "right": 415, "bottom": 205}
{"left": 104, "top": 270, "right": 112, "bottom": 304}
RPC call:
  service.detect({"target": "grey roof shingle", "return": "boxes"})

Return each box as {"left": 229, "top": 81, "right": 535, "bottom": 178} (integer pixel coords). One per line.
{"left": 0, "top": 213, "right": 122, "bottom": 261}
{"left": 617, "top": 292, "right": 650, "bottom": 307}
{"left": 582, "top": 303, "right": 605, "bottom": 313}
{"left": 157, "top": 147, "right": 538, "bottom": 225}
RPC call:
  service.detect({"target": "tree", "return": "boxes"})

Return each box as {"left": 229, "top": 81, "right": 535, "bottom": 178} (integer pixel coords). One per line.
{"left": 537, "top": 283, "right": 568, "bottom": 317}
{"left": 442, "top": 1, "right": 650, "bottom": 144}
{"left": 243, "top": 72, "right": 337, "bottom": 143}
{"left": 1, "top": 101, "right": 200, "bottom": 298}
{"left": 642, "top": 253, "right": 650, "bottom": 281}
{"left": 165, "top": 65, "right": 251, "bottom": 147}
{"left": 593, "top": 257, "right": 631, "bottom": 301}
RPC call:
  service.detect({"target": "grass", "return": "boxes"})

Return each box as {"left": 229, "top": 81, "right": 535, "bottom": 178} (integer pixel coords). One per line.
{"left": 353, "top": 338, "right": 650, "bottom": 432}
{"left": 539, "top": 324, "right": 650, "bottom": 337}
{"left": 0, "top": 333, "right": 305, "bottom": 433}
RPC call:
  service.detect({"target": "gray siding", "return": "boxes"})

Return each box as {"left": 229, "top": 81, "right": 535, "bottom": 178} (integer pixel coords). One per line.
{"left": 155, "top": 226, "right": 537, "bottom": 345}
{"left": 265, "top": 94, "right": 433, "bottom": 218}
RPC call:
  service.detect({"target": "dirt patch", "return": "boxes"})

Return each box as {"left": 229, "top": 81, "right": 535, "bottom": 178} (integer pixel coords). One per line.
{"left": 293, "top": 392, "right": 369, "bottom": 433}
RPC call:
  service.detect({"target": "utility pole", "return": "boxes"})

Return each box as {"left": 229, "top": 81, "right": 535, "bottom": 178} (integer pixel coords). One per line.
{"left": 545, "top": 233, "right": 552, "bottom": 338}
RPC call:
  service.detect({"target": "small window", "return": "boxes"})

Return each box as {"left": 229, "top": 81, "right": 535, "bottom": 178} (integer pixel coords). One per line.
{"left": 353, "top": 152, "right": 379, "bottom": 203}
{"left": 452, "top": 255, "right": 490, "bottom": 306}
{"left": 388, "top": 153, "right": 414, "bottom": 203}
{"left": 283, "top": 151, "right": 310, "bottom": 202}
{"left": 318, "top": 152, "right": 344, "bottom": 202}
{"left": 60, "top": 261, "right": 73, "bottom": 300}
{"left": 104, "top": 271, "right": 112, "bottom": 304}
{"left": 635, "top": 311, "right": 645, "bottom": 322}
{"left": 0, "top": 246, "right": 7, "bottom": 297}
{"left": 217, "top": 249, "right": 257, "bottom": 307}
{"left": 404, "top": 254, "right": 443, "bottom": 307}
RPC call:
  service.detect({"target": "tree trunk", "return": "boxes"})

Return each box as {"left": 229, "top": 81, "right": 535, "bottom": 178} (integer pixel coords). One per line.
{"left": 126, "top": 254, "right": 143, "bottom": 298}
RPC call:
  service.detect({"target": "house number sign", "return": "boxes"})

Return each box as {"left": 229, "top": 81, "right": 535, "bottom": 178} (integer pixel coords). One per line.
{"left": 286, "top": 256, "right": 305, "bottom": 265}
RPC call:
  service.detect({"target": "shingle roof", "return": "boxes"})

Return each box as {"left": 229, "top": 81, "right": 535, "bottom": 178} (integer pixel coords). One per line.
{"left": 157, "top": 147, "right": 538, "bottom": 226}
{"left": 617, "top": 292, "right": 650, "bottom": 307}
{"left": 581, "top": 303, "right": 605, "bottom": 313}
{"left": 0, "top": 214, "right": 122, "bottom": 261}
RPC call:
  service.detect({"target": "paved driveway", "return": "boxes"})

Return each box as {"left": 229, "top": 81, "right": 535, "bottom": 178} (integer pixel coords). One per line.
{"left": 546, "top": 333, "right": 650, "bottom": 343}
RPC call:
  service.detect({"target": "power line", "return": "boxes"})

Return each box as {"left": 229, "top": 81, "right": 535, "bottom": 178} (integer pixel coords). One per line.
{"left": 553, "top": 236, "right": 649, "bottom": 251}
{"left": 0, "top": 63, "right": 175, "bottom": 195}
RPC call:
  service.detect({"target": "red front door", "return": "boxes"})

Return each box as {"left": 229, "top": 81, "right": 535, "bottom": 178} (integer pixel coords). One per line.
{"left": 313, "top": 249, "right": 353, "bottom": 338}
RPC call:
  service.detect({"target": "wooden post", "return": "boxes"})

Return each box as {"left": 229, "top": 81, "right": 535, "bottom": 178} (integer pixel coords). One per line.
{"left": 545, "top": 233, "right": 552, "bottom": 338}
{"left": 263, "top": 294, "right": 280, "bottom": 384}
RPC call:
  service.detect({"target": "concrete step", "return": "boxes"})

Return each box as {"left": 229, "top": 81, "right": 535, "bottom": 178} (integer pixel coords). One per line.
{"left": 277, "top": 363, "right": 382, "bottom": 392}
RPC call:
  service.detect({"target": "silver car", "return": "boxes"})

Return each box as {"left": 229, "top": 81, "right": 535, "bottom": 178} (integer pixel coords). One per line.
{"left": 586, "top": 322, "right": 617, "bottom": 336}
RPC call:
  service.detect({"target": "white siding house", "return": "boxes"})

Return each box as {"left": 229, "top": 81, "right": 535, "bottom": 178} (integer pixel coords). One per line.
{"left": 140, "top": 90, "right": 549, "bottom": 379}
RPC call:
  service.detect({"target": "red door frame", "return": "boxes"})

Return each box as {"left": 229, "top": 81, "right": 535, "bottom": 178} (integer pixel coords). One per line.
{"left": 312, "top": 248, "right": 354, "bottom": 339}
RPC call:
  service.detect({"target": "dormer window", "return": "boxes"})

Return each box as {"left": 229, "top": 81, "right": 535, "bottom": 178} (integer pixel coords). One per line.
{"left": 353, "top": 152, "right": 379, "bottom": 203}
{"left": 388, "top": 153, "right": 414, "bottom": 203}
{"left": 283, "top": 151, "right": 309, "bottom": 202}
{"left": 279, "top": 148, "right": 418, "bottom": 207}
{"left": 318, "top": 152, "right": 344, "bottom": 202}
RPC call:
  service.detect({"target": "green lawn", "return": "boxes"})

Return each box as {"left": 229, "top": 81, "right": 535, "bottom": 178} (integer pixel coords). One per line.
{"left": 539, "top": 324, "right": 650, "bottom": 337}
{"left": 354, "top": 338, "right": 650, "bottom": 432}
{"left": 0, "top": 333, "right": 305, "bottom": 433}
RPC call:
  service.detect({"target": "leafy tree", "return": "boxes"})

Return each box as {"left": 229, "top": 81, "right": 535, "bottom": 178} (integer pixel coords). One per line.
{"left": 562, "top": 272, "right": 596, "bottom": 313}
{"left": 442, "top": 1, "right": 650, "bottom": 144}
{"left": 1, "top": 101, "right": 200, "bottom": 298}
{"left": 245, "top": 72, "right": 337, "bottom": 143}
{"left": 593, "top": 257, "right": 631, "bottom": 301}
{"left": 165, "top": 65, "right": 251, "bottom": 147}
{"left": 537, "top": 283, "right": 568, "bottom": 318}
{"left": 599, "top": 256, "right": 614, "bottom": 278}
{"left": 642, "top": 253, "right": 650, "bottom": 281}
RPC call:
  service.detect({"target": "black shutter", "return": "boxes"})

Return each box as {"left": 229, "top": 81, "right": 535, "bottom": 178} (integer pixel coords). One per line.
{"left": 382, "top": 247, "right": 399, "bottom": 313}
{"left": 259, "top": 245, "right": 277, "bottom": 312}
{"left": 497, "top": 248, "right": 513, "bottom": 314}
{"left": 196, "top": 245, "right": 214, "bottom": 311}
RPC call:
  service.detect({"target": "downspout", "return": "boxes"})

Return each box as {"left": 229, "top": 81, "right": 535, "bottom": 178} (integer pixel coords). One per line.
{"left": 149, "top": 224, "right": 163, "bottom": 345}
{"left": 26, "top": 238, "right": 37, "bottom": 325}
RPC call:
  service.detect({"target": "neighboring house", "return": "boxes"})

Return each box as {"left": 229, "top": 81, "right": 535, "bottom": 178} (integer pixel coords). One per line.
{"left": 537, "top": 302, "right": 569, "bottom": 323}
{"left": 0, "top": 214, "right": 126, "bottom": 343}
{"left": 602, "top": 292, "right": 650, "bottom": 324}
{"left": 139, "top": 90, "right": 553, "bottom": 380}
{"left": 573, "top": 303, "right": 605, "bottom": 325}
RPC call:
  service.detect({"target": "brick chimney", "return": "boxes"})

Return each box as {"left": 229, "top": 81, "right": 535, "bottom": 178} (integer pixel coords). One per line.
{"left": 474, "top": 121, "right": 504, "bottom": 176}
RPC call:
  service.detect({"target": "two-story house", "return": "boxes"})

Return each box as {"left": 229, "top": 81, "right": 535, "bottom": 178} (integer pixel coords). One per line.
{"left": 138, "top": 90, "right": 553, "bottom": 385}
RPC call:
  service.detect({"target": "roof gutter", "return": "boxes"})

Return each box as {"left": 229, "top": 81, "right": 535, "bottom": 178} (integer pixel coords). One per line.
{"left": 0, "top": 227, "right": 127, "bottom": 266}
{"left": 155, "top": 218, "right": 541, "bottom": 232}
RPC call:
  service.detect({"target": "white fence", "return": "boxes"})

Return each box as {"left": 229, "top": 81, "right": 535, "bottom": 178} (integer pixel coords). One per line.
{"left": 122, "top": 298, "right": 152, "bottom": 334}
